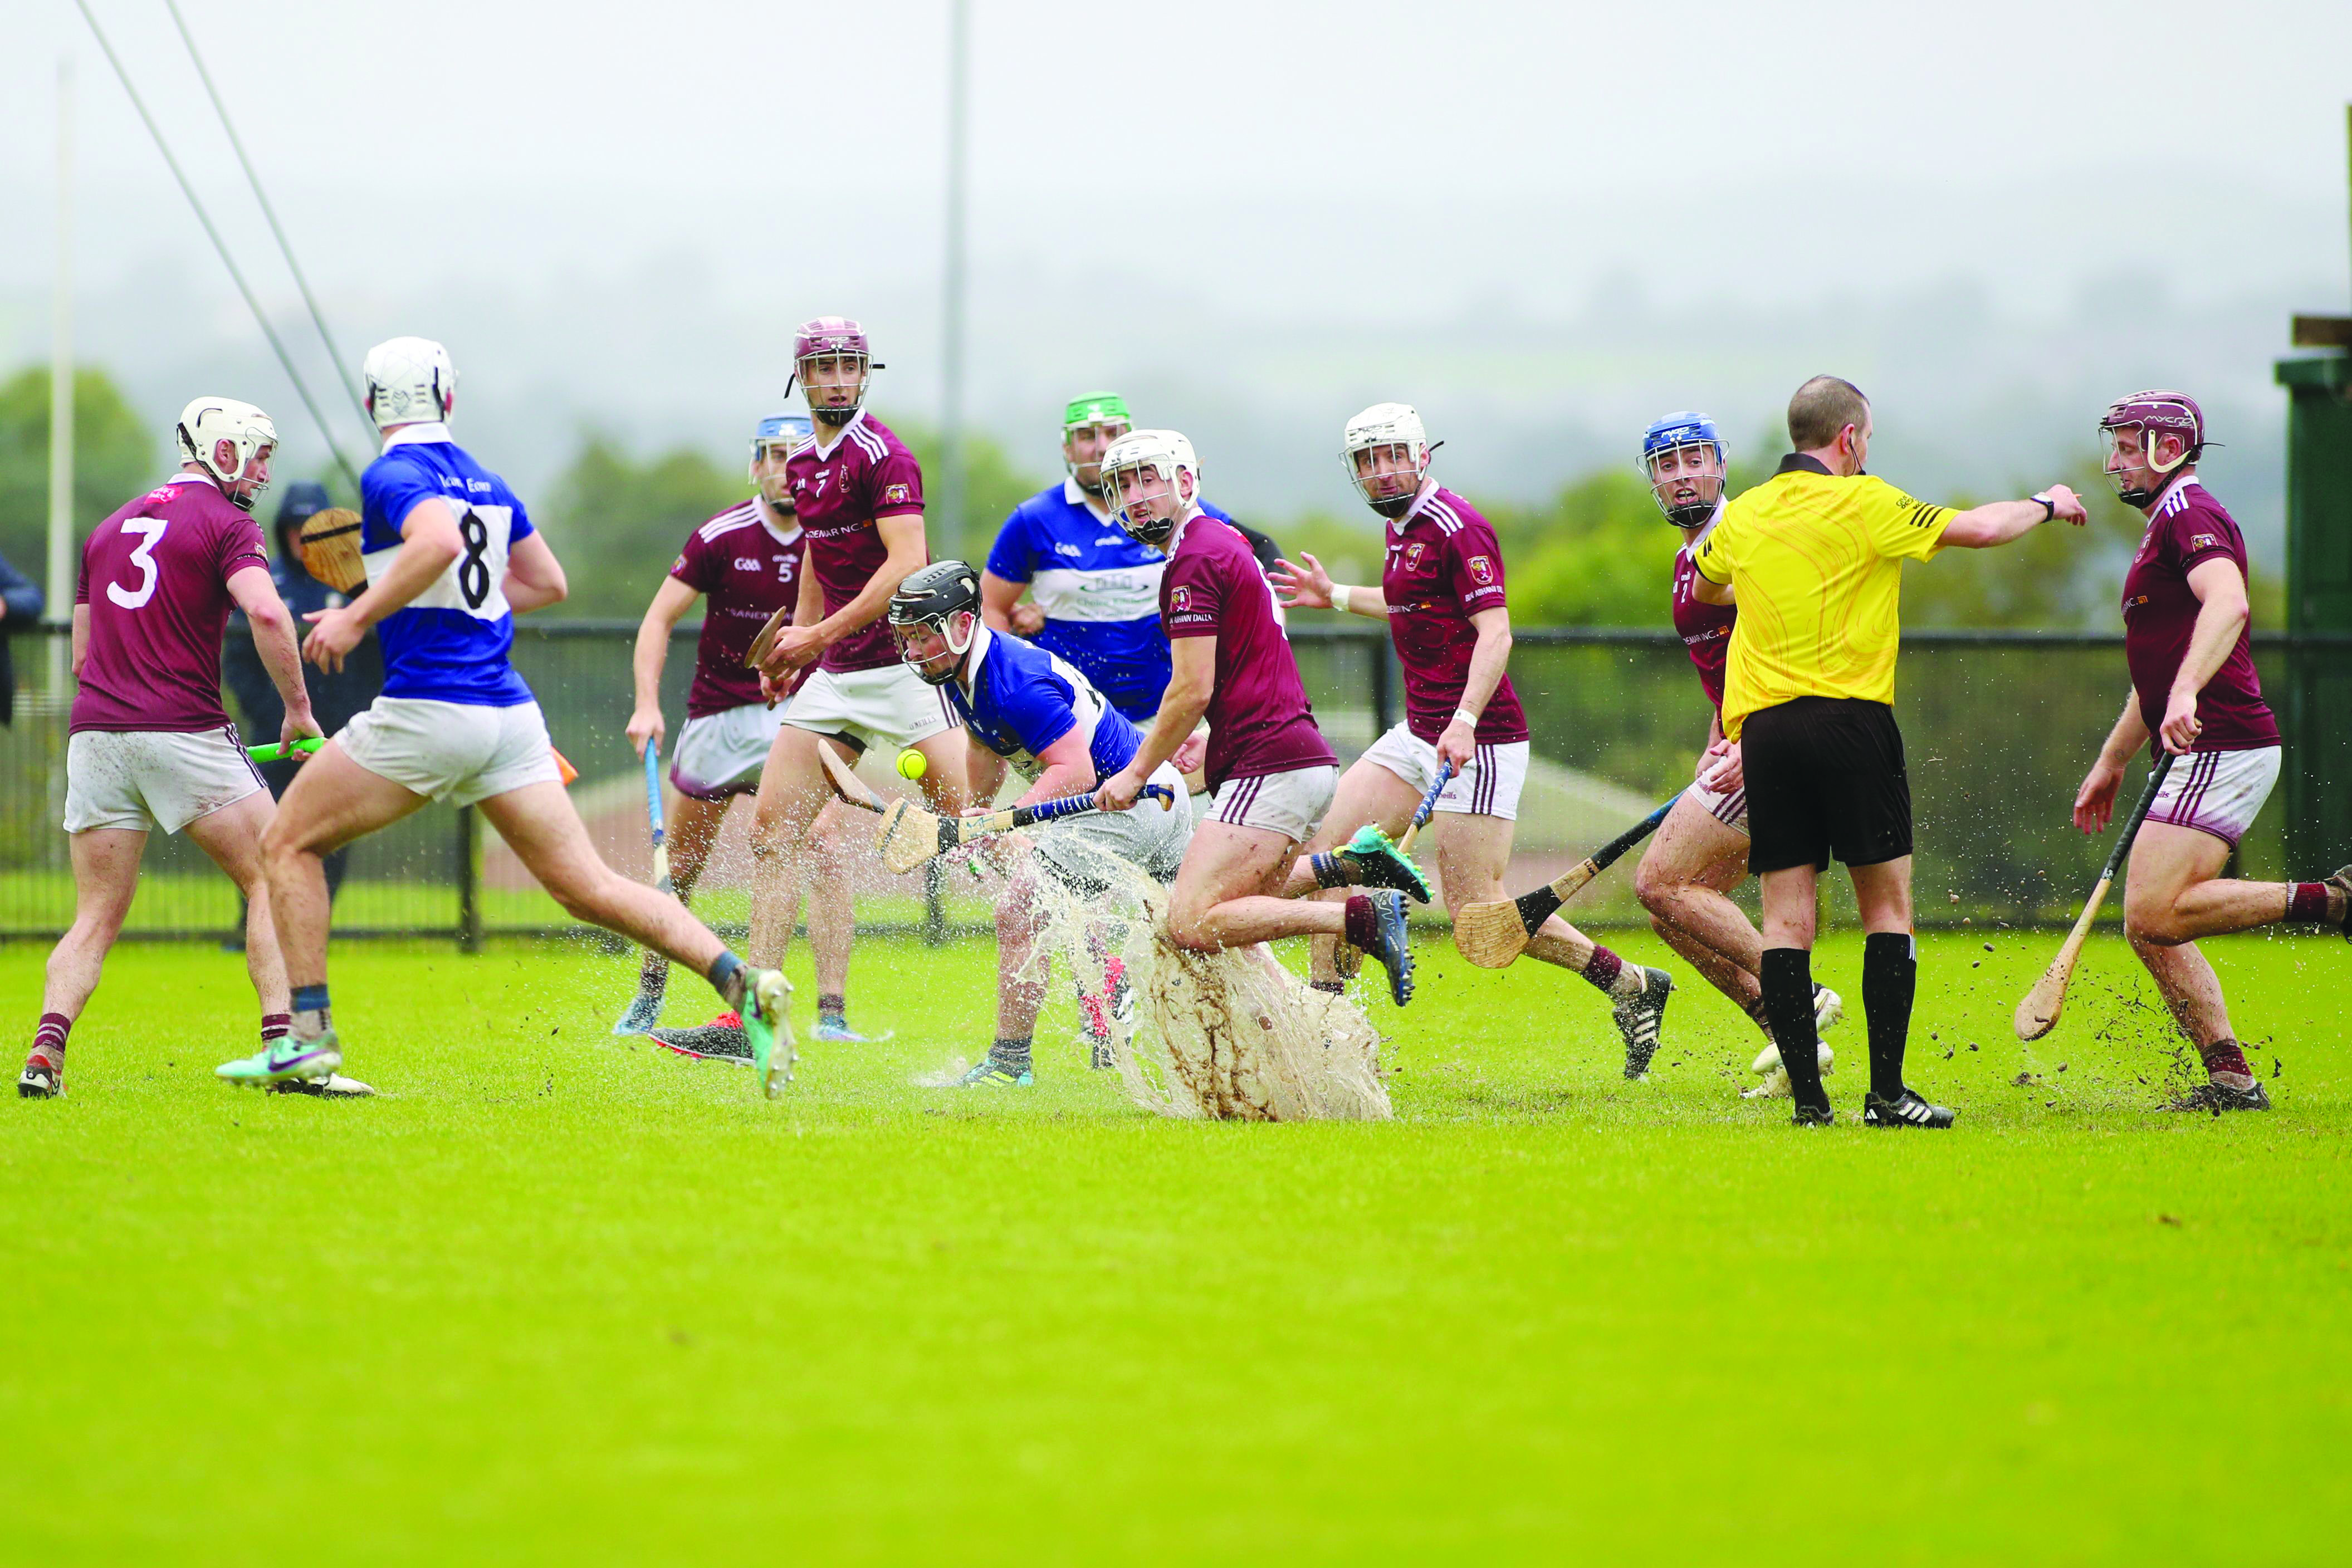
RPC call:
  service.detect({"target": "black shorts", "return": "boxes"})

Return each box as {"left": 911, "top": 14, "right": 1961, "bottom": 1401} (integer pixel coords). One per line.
{"left": 1740, "top": 697, "right": 1913, "bottom": 874}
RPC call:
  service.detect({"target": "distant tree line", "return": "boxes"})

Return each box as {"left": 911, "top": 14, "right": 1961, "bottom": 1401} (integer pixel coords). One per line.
{"left": 0, "top": 365, "right": 2275, "bottom": 631}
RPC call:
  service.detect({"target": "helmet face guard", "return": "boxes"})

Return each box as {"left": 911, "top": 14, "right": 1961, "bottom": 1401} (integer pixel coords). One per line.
{"left": 887, "top": 561, "right": 982, "bottom": 685}
{"left": 1640, "top": 413, "right": 1727, "bottom": 530}
{"left": 1063, "top": 392, "right": 1135, "bottom": 493}
{"left": 1341, "top": 403, "right": 1430, "bottom": 518}
{"left": 2099, "top": 390, "right": 2205, "bottom": 508}
{"left": 175, "top": 397, "right": 279, "bottom": 513}
{"left": 1100, "top": 430, "right": 1199, "bottom": 548}
{"left": 791, "top": 317, "right": 878, "bottom": 428}
{"left": 750, "top": 411, "right": 814, "bottom": 506}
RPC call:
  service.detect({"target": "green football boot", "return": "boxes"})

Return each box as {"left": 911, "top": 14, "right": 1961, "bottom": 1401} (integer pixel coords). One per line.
{"left": 1338, "top": 824, "right": 1432, "bottom": 904}
{"left": 216, "top": 1032, "right": 342, "bottom": 1087}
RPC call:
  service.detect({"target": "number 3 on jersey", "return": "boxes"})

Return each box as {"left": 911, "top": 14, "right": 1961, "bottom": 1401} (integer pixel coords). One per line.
{"left": 107, "top": 517, "right": 169, "bottom": 610}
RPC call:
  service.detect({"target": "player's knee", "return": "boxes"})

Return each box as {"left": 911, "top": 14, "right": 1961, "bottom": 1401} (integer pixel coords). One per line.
{"left": 2125, "top": 902, "right": 2190, "bottom": 948}
{"left": 1633, "top": 855, "right": 1676, "bottom": 914}
{"left": 1162, "top": 907, "right": 1220, "bottom": 954}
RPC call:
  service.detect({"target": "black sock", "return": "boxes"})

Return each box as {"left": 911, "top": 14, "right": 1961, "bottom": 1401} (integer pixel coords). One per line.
{"left": 991, "top": 1035, "right": 1033, "bottom": 1072}
{"left": 707, "top": 952, "right": 746, "bottom": 1009}
{"left": 1861, "top": 932, "right": 1916, "bottom": 1102}
{"left": 638, "top": 948, "right": 669, "bottom": 998}
{"left": 1759, "top": 948, "right": 1826, "bottom": 1109}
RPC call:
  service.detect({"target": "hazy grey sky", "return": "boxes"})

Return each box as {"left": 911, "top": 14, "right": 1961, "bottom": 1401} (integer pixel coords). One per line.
{"left": 4, "top": 1, "right": 2347, "bottom": 537}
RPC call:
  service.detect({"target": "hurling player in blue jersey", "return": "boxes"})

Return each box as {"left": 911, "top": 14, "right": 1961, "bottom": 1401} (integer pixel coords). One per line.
{"left": 889, "top": 561, "right": 1191, "bottom": 1087}
{"left": 218, "top": 338, "right": 796, "bottom": 1097}
{"left": 980, "top": 391, "right": 1241, "bottom": 727}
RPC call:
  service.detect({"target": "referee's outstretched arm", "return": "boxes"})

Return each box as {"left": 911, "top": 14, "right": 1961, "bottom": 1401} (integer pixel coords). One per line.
{"left": 1940, "top": 486, "right": 2090, "bottom": 547}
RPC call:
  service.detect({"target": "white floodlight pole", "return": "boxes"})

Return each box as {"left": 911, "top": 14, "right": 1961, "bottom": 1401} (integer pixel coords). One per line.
{"left": 48, "top": 56, "right": 75, "bottom": 698}
{"left": 940, "top": 0, "right": 970, "bottom": 557}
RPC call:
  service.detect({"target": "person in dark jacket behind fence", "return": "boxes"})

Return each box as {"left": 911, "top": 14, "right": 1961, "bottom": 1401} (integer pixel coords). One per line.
{"left": 223, "top": 482, "right": 383, "bottom": 914}
{"left": 0, "top": 547, "right": 47, "bottom": 728}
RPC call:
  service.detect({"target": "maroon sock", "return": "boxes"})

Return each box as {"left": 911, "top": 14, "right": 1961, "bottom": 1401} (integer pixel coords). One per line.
{"left": 30, "top": 1013, "right": 69, "bottom": 1067}
{"left": 1582, "top": 944, "right": 1625, "bottom": 995}
{"left": 2198, "top": 1037, "right": 2254, "bottom": 1082}
{"left": 2287, "top": 883, "right": 2333, "bottom": 924}
{"left": 261, "top": 1012, "right": 292, "bottom": 1043}
{"left": 1343, "top": 894, "right": 1378, "bottom": 952}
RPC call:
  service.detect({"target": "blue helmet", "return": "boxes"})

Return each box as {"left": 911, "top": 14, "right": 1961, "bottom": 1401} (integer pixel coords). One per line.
{"left": 1640, "top": 411, "right": 1727, "bottom": 529}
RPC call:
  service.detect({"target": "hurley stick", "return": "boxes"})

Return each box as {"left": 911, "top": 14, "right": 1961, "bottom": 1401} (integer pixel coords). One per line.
{"left": 644, "top": 739, "right": 674, "bottom": 899}
{"left": 819, "top": 742, "right": 1172, "bottom": 874}
{"left": 245, "top": 738, "right": 324, "bottom": 763}
{"left": 1396, "top": 761, "right": 1454, "bottom": 857}
{"left": 1453, "top": 796, "right": 1678, "bottom": 969}
{"left": 2013, "top": 751, "right": 2177, "bottom": 1041}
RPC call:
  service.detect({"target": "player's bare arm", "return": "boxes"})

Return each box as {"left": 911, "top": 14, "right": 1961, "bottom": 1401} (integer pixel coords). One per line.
{"left": 1443, "top": 606, "right": 1513, "bottom": 772}
{"left": 501, "top": 532, "right": 568, "bottom": 615}
{"left": 759, "top": 513, "right": 926, "bottom": 675}
{"left": 2074, "top": 696, "right": 2153, "bottom": 835}
{"left": 978, "top": 570, "right": 1026, "bottom": 634}
{"left": 1272, "top": 552, "right": 1391, "bottom": 617}
{"left": 225, "top": 564, "right": 322, "bottom": 752}
{"left": 305, "top": 496, "right": 464, "bottom": 672}
{"left": 2158, "top": 557, "right": 2252, "bottom": 753}
{"left": 1100, "top": 636, "right": 1212, "bottom": 811}
{"left": 1014, "top": 727, "right": 1101, "bottom": 810}
{"left": 962, "top": 734, "right": 1010, "bottom": 809}
{"left": 628, "top": 576, "right": 701, "bottom": 757}
{"left": 1939, "top": 485, "right": 2089, "bottom": 548}
{"left": 70, "top": 602, "right": 89, "bottom": 678}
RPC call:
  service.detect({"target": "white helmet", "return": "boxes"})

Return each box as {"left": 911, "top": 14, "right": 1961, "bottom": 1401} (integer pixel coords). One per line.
{"left": 1342, "top": 401, "right": 1430, "bottom": 517}
{"left": 362, "top": 336, "right": 457, "bottom": 430}
{"left": 175, "top": 396, "right": 278, "bottom": 511}
{"left": 1099, "top": 428, "right": 1200, "bottom": 547}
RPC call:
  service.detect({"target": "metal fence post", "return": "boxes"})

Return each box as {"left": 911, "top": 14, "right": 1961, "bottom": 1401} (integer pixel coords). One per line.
{"left": 456, "top": 805, "right": 482, "bottom": 953}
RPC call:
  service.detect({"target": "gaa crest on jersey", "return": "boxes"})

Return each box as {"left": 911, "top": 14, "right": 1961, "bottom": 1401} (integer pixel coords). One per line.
{"left": 1468, "top": 555, "right": 1495, "bottom": 586}
{"left": 882, "top": 482, "right": 912, "bottom": 506}
{"left": 1405, "top": 542, "right": 1427, "bottom": 571}
{"left": 673, "top": 555, "right": 689, "bottom": 574}
{"left": 1171, "top": 586, "right": 1192, "bottom": 614}
{"left": 2190, "top": 533, "right": 2218, "bottom": 551}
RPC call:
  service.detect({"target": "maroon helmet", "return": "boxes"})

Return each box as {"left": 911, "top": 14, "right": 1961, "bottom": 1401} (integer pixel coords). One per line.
{"left": 792, "top": 316, "right": 878, "bottom": 427}
{"left": 2098, "top": 389, "right": 2207, "bottom": 506}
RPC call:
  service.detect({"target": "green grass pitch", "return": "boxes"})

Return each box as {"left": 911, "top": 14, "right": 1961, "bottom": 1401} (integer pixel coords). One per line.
{"left": 3, "top": 927, "right": 2346, "bottom": 1564}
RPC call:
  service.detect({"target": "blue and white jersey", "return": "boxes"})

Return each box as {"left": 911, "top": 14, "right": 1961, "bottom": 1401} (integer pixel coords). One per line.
{"left": 984, "top": 478, "right": 1238, "bottom": 722}
{"left": 358, "top": 423, "right": 535, "bottom": 706}
{"left": 947, "top": 625, "right": 1141, "bottom": 786}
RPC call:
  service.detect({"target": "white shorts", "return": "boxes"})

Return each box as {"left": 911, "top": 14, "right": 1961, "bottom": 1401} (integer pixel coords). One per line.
{"left": 2145, "top": 746, "right": 2280, "bottom": 849}
{"left": 1357, "top": 723, "right": 1529, "bottom": 821}
{"left": 784, "top": 664, "right": 960, "bottom": 753}
{"left": 1682, "top": 754, "right": 1749, "bottom": 836}
{"left": 340, "top": 697, "right": 561, "bottom": 808}
{"left": 671, "top": 703, "right": 783, "bottom": 801}
{"left": 1204, "top": 765, "right": 1338, "bottom": 845}
{"left": 64, "top": 724, "right": 264, "bottom": 835}
{"left": 1034, "top": 762, "right": 1194, "bottom": 889}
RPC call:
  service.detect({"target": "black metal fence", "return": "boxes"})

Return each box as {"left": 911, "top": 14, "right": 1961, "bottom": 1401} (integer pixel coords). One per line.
{"left": 4, "top": 621, "right": 2346, "bottom": 940}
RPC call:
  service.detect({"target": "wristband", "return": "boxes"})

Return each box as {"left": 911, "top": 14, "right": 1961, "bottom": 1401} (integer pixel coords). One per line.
{"left": 2031, "top": 492, "right": 2056, "bottom": 521}
{"left": 1329, "top": 584, "right": 1353, "bottom": 615}
{"left": 1451, "top": 707, "right": 1479, "bottom": 731}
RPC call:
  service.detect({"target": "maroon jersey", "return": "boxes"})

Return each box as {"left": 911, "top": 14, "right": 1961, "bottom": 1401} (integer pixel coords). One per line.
{"left": 2121, "top": 477, "right": 2278, "bottom": 752}
{"left": 1381, "top": 487, "right": 1528, "bottom": 745}
{"left": 72, "top": 474, "right": 270, "bottom": 734}
{"left": 1671, "top": 533, "right": 1738, "bottom": 713}
{"left": 671, "top": 498, "right": 804, "bottom": 718}
{"left": 786, "top": 411, "right": 926, "bottom": 674}
{"left": 1162, "top": 511, "right": 1336, "bottom": 790}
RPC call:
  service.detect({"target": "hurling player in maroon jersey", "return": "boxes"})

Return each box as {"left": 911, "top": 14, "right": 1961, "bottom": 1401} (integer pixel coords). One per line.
{"left": 1092, "top": 429, "right": 1417, "bottom": 1005}
{"left": 1626, "top": 413, "right": 1845, "bottom": 1097}
{"left": 615, "top": 411, "right": 872, "bottom": 1053}
{"left": 21, "top": 398, "right": 325, "bottom": 1100}
{"left": 2071, "top": 391, "right": 2350, "bottom": 1111}
{"left": 1272, "top": 403, "right": 1674, "bottom": 1067}
{"left": 747, "top": 318, "right": 969, "bottom": 1008}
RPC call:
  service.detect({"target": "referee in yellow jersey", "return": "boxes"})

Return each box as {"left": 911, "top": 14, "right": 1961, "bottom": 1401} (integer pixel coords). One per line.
{"left": 1690, "top": 376, "right": 2086, "bottom": 1127}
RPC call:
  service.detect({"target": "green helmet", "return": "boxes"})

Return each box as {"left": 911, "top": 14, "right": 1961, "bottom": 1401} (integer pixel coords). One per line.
{"left": 1063, "top": 391, "right": 1132, "bottom": 433}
